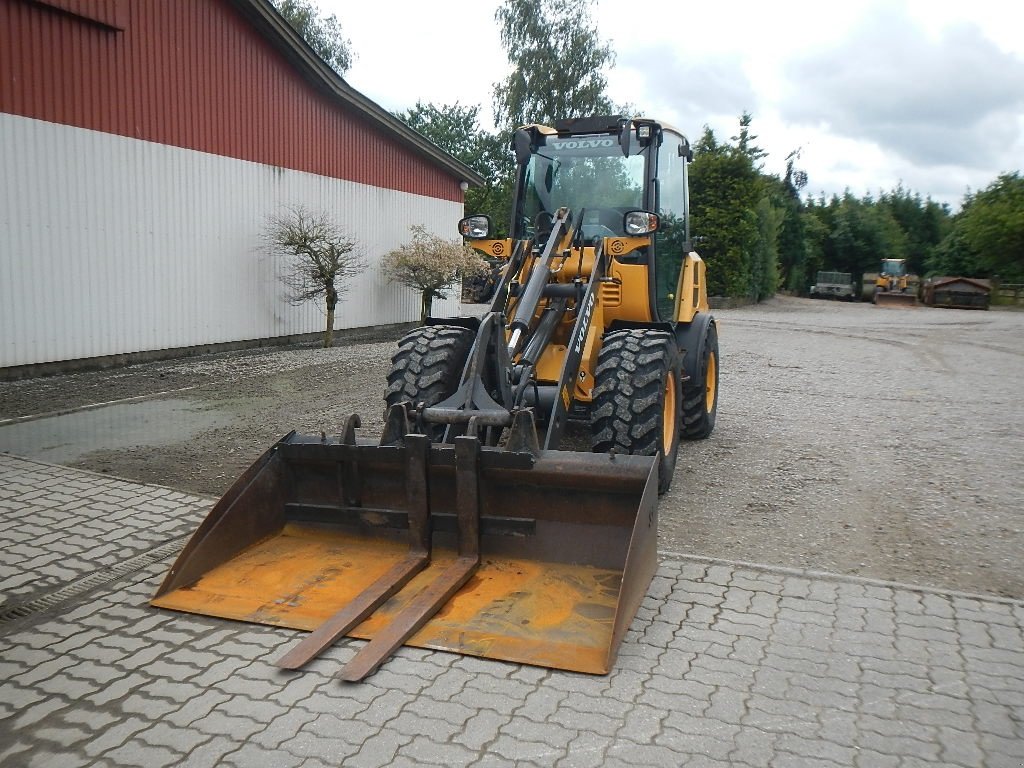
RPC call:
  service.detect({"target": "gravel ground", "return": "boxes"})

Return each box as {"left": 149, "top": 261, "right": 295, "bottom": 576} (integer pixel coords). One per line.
{"left": 2, "top": 296, "right": 1021, "bottom": 598}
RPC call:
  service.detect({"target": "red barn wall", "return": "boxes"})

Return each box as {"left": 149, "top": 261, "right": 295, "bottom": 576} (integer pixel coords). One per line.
{"left": 1, "top": 0, "right": 461, "bottom": 202}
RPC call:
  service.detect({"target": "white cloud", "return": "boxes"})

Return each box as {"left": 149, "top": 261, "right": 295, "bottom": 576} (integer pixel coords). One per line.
{"left": 319, "top": 0, "right": 1024, "bottom": 207}
{"left": 781, "top": 9, "right": 1024, "bottom": 169}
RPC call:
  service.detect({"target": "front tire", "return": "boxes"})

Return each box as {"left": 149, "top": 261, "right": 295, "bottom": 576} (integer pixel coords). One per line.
{"left": 385, "top": 325, "right": 475, "bottom": 439}
{"left": 590, "top": 329, "right": 682, "bottom": 495}
{"left": 680, "top": 319, "right": 719, "bottom": 440}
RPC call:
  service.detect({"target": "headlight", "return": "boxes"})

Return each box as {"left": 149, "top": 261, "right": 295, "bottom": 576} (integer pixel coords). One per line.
{"left": 458, "top": 215, "right": 491, "bottom": 239}
{"left": 623, "top": 211, "right": 660, "bottom": 236}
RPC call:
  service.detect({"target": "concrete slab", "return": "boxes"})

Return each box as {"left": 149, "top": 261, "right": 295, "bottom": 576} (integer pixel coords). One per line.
{"left": 1, "top": 454, "right": 1022, "bottom": 767}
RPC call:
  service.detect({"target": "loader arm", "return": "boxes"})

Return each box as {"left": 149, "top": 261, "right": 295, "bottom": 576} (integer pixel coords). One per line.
{"left": 419, "top": 207, "right": 606, "bottom": 451}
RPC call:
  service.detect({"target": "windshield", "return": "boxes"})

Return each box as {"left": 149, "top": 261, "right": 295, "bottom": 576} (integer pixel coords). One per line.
{"left": 881, "top": 259, "right": 907, "bottom": 276}
{"left": 515, "top": 135, "right": 648, "bottom": 240}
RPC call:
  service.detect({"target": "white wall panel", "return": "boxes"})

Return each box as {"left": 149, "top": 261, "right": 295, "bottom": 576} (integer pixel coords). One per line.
{"left": 0, "top": 114, "right": 466, "bottom": 368}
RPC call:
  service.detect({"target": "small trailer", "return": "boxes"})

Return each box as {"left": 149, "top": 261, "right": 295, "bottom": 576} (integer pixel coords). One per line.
{"left": 810, "top": 271, "right": 856, "bottom": 300}
{"left": 922, "top": 276, "right": 991, "bottom": 310}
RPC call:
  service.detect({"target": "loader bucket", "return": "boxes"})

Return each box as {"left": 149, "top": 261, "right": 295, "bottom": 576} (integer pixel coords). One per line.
{"left": 873, "top": 291, "right": 918, "bottom": 308}
{"left": 152, "top": 423, "right": 658, "bottom": 679}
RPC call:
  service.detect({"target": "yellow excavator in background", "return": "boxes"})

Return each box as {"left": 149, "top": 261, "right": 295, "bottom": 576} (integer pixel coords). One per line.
{"left": 152, "top": 116, "right": 720, "bottom": 682}
{"left": 864, "top": 258, "right": 919, "bottom": 306}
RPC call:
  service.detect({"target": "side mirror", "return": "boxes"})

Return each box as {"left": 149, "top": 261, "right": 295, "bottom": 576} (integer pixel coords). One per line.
{"left": 618, "top": 120, "right": 632, "bottom": 157}
{"left": 623, "top": 210, "right": 660, "bottom": 235}
{"left": 513, "top": 129, "right": 533, "bottom": 164}
{"left": 458, "top": 215, "right": 491, "bottom": 239}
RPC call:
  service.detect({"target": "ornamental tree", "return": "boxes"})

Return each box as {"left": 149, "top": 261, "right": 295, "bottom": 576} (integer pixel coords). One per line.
{"left": 265, "top": 206, "right": 366, "bottom": 347}
{"left": 382, "top": 225, "right": 488, "bottom": 323}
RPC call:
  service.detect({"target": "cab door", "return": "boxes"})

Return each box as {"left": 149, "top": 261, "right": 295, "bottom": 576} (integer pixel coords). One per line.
{"left": 653, "top": 132, "right": 690, "bottom": 323}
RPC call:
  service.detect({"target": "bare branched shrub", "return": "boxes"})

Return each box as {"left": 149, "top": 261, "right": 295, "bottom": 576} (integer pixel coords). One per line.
{"left": 265, "top": 206, "right": 366, "bottom": 347}
{"left": 382, "top": 225, "right": 489, "bottom": 323}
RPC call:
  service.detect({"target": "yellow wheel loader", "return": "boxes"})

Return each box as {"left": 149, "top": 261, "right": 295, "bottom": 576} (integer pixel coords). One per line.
{"left": 870, "top": 258, "right": 919, "bottom": 307}
{"left": 153, "top": 116, "right": 719, "bottom": 681}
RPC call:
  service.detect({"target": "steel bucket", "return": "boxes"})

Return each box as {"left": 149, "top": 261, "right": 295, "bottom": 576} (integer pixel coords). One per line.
{"left": 152, "top": 424, "right": 658, "bottom": 680}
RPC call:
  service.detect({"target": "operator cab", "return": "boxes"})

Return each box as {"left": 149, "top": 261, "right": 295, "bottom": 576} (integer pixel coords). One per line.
{"left": 510, "top": 116, "right": 694, "bottom": 323}
{"left": 514, "top": 127, "right": 645, "bottom": 241}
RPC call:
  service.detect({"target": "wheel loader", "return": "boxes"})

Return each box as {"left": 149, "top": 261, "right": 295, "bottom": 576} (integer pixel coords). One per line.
{"left": 869, "top": 258, "right": 919, "bottom": 307}
{"left": 152, "top": 116, "right": 719, "bottom": 682}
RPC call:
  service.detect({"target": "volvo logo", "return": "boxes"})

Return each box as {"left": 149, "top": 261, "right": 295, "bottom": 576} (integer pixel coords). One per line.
{"left": 550, "top": 138, "right": 615, "bottom": 150}
{"left": 574, "top": 292, "right": 596, "bottom": 354}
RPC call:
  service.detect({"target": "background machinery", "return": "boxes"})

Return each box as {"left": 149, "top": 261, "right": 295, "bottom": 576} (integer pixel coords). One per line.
{"left": 863, "top": 258, "right": 919, "bottom": 306}
{"left": 153, "top": 116, "right": 719, "bottom": 681}
{"left": 809, "top": 270, "right": 856, "bottom": 300}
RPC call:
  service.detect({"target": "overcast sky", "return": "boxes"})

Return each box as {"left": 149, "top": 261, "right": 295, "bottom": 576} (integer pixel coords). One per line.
{"left": 322, "top": 0, "right": 1023, "bottom": 209}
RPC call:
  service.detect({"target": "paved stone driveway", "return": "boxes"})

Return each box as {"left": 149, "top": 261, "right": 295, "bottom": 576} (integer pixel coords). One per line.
{"left": 1, "top": 454, "right": 1022, "bottom": 767}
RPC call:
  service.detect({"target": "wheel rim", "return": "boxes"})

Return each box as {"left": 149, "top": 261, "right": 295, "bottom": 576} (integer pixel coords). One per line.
{"left": 662, "top": 371, "right": 677, "bottom": 454}
{"left": 704, "top": 351, "right": 717, "bottom": 413}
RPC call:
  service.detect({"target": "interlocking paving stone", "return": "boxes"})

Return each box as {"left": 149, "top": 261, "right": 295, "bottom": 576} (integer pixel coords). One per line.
{"left": 1, "top": 454, "right": 1023, "bottom": 767}
{"left": 0, "top": 456, "right": 210, "bottom": 606}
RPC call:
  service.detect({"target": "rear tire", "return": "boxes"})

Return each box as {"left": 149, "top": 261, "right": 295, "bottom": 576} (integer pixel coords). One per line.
{"left": 681, "top": 320, "right": 718, "bottom": 440}
{"left": 385, "top": 325, "right": 475, "bottom": 438}
{"left": 590, "top": 329, "right": 681, "bottom": 495}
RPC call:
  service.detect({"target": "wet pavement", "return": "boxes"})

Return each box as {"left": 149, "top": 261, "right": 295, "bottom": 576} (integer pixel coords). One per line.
{"left": 2, "top": 453, "right": 1022, "bottom": 767}
{"left": 0, "top": 398, "right": 236, "bottom": 465}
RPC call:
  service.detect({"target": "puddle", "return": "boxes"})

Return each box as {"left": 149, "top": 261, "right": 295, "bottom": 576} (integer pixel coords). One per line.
{"left": 0, "top": 398, "right": 236, "bottom": 464}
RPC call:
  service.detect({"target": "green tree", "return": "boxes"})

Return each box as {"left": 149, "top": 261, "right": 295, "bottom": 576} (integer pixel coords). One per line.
{"left": 732, "top": 111, "right": 767, "bottom": 168}
{"left": 800, "top": 209, "right": 828, "bottom": 290}
{"left": 752, "top": 195, "right": 782, "bottom": 300}
{"left": 382, "top": 226, "right": 489, "bottom": 323}
{"left": 828, "top": 193, "right": 907, "bottom": 278}
{"left": 926, "top": 226, "right": 983, "bottom": 278}
{"left": 804, "top": 191, "right": 913, "bottom": 288}
{"left": 272, "top": 0, "right": 353, "bottom": 74}
{"left": 493, "top": 0, "right": 615, "bottom": 129}
{"left": 694, "top": 126, "right": 720, "bottom": 155}
{"left": 957, "top": 172, "right": 1024, "bottom": 281}
{"left": 266, "top": 206, "right": 366, "bottom": 347}
{"left": 776, "top": 151, "right": 811, "bottom": 293}
{"left": 878, "top": 185, "right": 951, "bottom": 277}
{"left": 394, "top": 101, "right": 515, "bottom": 236}
{"left": 689, "top": 119, "right": 767, "bottom": 299}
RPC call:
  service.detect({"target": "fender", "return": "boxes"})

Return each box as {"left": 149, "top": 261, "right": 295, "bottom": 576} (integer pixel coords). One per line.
{"left": 425, "top": 316, "right": 482, "bottom": 333}
{"left": 606, "top": 319, "right": 674, "bottom": 335}
{"left": 675, "top": 312, "right": 716, "bottom": 383}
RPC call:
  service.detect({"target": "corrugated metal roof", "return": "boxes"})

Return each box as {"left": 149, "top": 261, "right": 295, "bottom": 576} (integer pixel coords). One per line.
{"left": 229, "top": 0, "right": 485, "bottom": 188}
